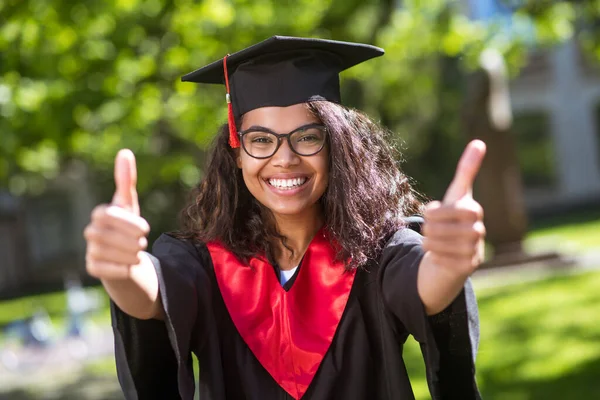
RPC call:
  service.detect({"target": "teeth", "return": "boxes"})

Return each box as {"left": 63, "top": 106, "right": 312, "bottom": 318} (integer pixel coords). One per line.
{"left": 268, "top": 177, "right": 307, "bottom": 189}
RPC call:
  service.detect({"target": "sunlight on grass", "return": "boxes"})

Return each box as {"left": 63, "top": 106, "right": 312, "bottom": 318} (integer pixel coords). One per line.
{"left": 0, "top": 288, "right": 110, "bottom": 342}
{"left": 2, "top": 272, "right": 599, "bottom": 399}
{"left": 404, "top": 337, "right": 429, "bottom": 400}
{"left": 525, "top": 209, "right": 600, "bottom": 254}
{"left": 85, "top": 356, "right": 117, "bottom": 376}
{"left": 0, "top": 291, "right": 68, "bottom": 326}
{"left": 1, "top": 210, "right": 599, "bottom": 399}
{"left": 477, "top": 271, "right": 600, "bottom": 399}
{"left": 404, "top": 270, "right": 600, "bottom": 399}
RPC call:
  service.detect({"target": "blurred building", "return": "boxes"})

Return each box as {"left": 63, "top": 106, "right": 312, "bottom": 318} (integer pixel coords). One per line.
{"left": 466, "top": 0, "right": 600, "bottom": 213}
{"left": 510, "top": 41, "right": 600, "bottom": 212}
{"left": 0, "top": 163, "right": 94, "bottom": 298}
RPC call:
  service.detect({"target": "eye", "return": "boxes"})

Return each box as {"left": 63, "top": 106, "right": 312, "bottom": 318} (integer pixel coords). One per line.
{"left": 245, "top": 131, "right": 275, "bottom": 144}
{"left": 295, "top": 127, "right": 325, "bottom": 142}
{"left": 251, "top": 136, "right": 273, "bottom": 144}
{"left": 298, "top": 134, "right": 319, "bottom": 142}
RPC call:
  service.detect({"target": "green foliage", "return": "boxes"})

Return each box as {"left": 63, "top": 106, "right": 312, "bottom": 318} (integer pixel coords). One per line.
{"left": 0, "top": 0, "right": 588, "bottom": 224}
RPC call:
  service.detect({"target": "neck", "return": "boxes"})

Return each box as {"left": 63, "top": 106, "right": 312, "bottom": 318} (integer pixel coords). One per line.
{"left": 272, "top": 206, "right": 324, "bottom": 270}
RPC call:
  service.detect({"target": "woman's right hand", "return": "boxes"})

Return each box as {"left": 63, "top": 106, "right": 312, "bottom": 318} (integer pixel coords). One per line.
{"left": 84, "top": 149, "right": 151, "bottom": 281}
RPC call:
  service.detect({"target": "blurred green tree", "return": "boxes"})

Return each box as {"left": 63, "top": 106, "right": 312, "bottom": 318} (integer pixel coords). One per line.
{"left": 0, "top": 0, "right": 584, "bottom": 234}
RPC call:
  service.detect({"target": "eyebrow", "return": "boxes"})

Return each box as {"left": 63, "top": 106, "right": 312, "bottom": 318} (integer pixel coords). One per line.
{"left": 242, "top": 123, "right": 322, "bottom": 134}
{"left": 245, "top": 125, "right": 273, "bottom": 132}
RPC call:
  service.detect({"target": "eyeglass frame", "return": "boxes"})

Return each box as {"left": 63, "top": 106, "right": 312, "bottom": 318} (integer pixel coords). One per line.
{"left": 238, "top": 123, "right": 328, "bottom": 159}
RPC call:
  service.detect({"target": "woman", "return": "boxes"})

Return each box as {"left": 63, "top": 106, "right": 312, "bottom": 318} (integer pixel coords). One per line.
{"left": 84, "top": 36, "right": 485, "bottom": 399}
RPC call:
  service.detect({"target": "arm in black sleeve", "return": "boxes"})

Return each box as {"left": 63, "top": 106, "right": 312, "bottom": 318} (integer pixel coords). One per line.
{"left": 111, "top": 233, "right": 211, "bottom": 400}
{"left": 379, "top": 228, "right": 481, "bottom": 400}
{"left": 112, "top": 303, "right": 179, "bottom": 399}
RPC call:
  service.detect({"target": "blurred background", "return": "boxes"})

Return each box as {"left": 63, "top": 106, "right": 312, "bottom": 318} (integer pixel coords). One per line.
{"left": 1, "top": 0, "right": 599, "bottom": 399}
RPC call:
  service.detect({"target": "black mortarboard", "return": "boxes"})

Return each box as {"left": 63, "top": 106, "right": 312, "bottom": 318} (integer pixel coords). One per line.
{"left": 181, "top": 36, "right": 384, "bottom": 148}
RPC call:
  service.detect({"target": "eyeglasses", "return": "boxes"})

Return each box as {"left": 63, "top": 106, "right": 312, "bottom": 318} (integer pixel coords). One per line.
{"left": 239, "top": 123, "right": 327, "bottom": 159}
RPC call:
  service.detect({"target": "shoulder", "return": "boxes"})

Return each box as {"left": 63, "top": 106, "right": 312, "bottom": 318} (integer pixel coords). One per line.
{"left": 151, "top": 233, "right": 210, "bottom": 264}
{"left": 376, "top": 228, "right": 425, "bottom": 272}
{"left": 148, "top": 233, "right": 215, "bottom": 287}
{"left": 152, "top": 232, "right": 197, "bottom": 251}
{"left": 384, "top": 227, "right": 423, "bottom": 250}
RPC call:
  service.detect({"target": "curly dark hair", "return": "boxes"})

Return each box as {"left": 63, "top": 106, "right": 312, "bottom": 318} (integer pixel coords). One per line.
{"left": 176, "top": 101, "right": 424, "bottom": 269}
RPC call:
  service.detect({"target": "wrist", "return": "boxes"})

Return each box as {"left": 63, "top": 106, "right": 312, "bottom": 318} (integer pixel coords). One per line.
{"left": 418, "top": 252, "right": 470, "bottom": 315}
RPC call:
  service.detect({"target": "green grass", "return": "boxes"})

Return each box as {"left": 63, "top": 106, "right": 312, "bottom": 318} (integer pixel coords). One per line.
{"left": 404, "top": 270, "right": 600, "bottom": 400}
{"left": 525, "top": 208, "right": 600, "bottom": 254}
{"left": 20, "top": 271, "right": 594, "bottom": 400}
{"left": 2, "top": 273, "right": 599, "bottom": 399}
{"left": 0, "top": 291, "right": 70, "bottom": 329}
{"left": 0, "top": 288, "right": 111, "bottom": 342}
{"left": 84, "top": 356, "right": 118, "bottom": 377}
{"left": 1, "top": 208, "right": 599, "bottom": 398}
{"left": 476, "top": 271, "right": 600, "bottom": 399}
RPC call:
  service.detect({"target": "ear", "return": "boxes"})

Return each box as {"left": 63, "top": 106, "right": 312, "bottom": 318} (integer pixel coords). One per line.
{"left": 234, "top": 148, "right": 242, "bottom": 169}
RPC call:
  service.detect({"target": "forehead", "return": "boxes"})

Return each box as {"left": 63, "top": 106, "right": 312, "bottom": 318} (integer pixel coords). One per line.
{"left": 241, "top": 103, "right": 320, "bottom": 131}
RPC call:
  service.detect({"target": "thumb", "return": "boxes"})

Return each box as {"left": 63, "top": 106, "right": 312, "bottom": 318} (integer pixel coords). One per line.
{"left": 443, "top": 140, "right": 487, "bottom": 204}
{"left": 112, "top": 149, "right": 140, "bottom": 216}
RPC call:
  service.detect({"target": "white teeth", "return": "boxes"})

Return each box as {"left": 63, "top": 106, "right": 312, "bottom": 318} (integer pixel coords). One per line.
{"left": 268, "top": 177, "right": 307, "bottom": 190}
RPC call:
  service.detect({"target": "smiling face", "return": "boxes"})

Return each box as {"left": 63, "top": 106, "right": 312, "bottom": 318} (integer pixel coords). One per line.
{"left": 237, "top": 103, "right": 329, "bottom": 220}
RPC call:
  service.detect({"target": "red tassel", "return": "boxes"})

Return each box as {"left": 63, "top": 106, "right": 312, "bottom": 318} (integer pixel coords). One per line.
{"left": 223, "top": 55, "right": 240, "bottom": 148}
{"left": 227, "top": 97, "right": 239, "bottom": 148}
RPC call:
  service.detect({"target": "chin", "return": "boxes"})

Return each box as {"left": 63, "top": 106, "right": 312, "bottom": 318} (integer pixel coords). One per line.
{"left": 265, "top": 200, "right": 318, "bottom": 217}
{"left": 269, "top": 204, "right": 308, "bottom": 216}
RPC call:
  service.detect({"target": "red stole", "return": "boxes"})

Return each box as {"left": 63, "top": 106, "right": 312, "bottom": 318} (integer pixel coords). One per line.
{"left": 206, "top": 228, "right": 356, "bottom": 399}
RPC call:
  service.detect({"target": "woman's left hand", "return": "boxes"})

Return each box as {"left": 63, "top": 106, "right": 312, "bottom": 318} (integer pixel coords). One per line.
{"left": 422, "top": 140, "right": 487, "bottom": 280}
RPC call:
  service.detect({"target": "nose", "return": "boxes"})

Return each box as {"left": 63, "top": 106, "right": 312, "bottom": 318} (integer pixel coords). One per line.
{"left": 271, "top": 139, "right": 300, "bottom": 168}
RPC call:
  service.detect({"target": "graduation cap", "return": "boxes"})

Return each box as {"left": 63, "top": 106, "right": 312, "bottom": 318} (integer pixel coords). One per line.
{"left": 181, "top": 36, "right": 384, "bottom": 148}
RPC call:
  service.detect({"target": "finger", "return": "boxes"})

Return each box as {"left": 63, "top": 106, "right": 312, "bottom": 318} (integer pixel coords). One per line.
{"left": 86, "top": 260, "right": 132, "bottom": 280}
{"left": 112, "top": 149, "right": 140, "bottom": 216}
{"left": 426, "top": 252, "right": 475, "bottom": 276}
{"left": 422, "top": 237, "right": 478, "bottom": 258}
{"left": 422, "top": 221, "right": 486, "bottom": 241}
{"left": 443, "top": 140, "right": 487, "bottom": 204}
{"left": 84, "top": 225, "right": 148, "bottom": 253}
{"left": 424, "top": 201, "right": 484, "bottom": 223}
{"left": 87, "top": 242, "right": 142, "bottom": 266}
{"left": 91, "top": 205, "right": 150, "bottom": 237}
{"left": 424, "top": 200, "right": 442, "bottom": 212}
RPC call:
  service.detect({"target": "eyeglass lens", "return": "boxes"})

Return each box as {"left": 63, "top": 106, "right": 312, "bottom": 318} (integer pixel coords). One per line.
{"left": 242, "top": 126, "right": 326, "bottom": 158}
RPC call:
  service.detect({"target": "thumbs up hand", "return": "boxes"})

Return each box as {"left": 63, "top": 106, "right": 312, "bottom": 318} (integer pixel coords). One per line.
{"left": 421, "top": 140, "right": 487, "bottom": 279}
{"left": 84, "top": 150, "right": 150, "bottom": 280}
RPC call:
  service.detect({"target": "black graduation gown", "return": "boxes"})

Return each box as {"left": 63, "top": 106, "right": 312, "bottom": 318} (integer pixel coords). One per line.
{"left": 111, "top": 228, "right": 481, "bottom": 400}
